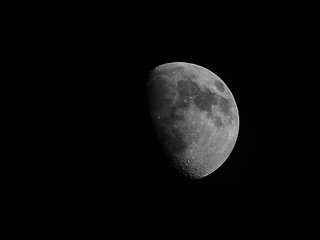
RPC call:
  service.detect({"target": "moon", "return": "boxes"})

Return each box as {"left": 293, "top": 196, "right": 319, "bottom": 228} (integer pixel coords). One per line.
{"left": 147, "top": 62, "right": 239, "bottom": 179}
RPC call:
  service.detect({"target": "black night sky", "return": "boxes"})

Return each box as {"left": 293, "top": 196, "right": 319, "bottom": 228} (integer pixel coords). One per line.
{"left": 60, "top": 20, "right": 296, "bottom": 226}
{"left": 107, "top": 27, "right": 291, "bottom": 220}
{"left": 16, "top": 4, "right": 313, "bottom": 233}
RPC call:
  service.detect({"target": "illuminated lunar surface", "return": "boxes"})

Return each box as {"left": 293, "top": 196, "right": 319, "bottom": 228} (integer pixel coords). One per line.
{"left": 147, "top": 62, "right": 239, "bottom": 179}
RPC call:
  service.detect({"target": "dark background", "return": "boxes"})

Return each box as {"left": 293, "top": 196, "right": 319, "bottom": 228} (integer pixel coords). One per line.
{"left": 7, "top": 4, "right": 313, "bottom": 234}
{"left": 41, "top": 15, "right": 298, "bottom": 227}
{"left": 143, "top": 39, "right": 287, "bottom": 218}
{"left": 87, "top": 25, "right": 292, "bottom": 221}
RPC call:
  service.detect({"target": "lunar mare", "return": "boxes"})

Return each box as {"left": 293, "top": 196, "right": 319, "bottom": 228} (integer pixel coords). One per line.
{"left": 148, "top": 62, "right": 239, "bottom": 179}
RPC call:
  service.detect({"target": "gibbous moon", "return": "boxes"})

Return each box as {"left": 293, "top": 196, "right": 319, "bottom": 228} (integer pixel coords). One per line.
{"left": 147, "top": 62, "right": 239, "bottom": 179}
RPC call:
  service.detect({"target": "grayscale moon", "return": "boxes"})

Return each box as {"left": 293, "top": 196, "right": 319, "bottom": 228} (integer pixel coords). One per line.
{"left": 147, "top": 62, "right": 239, "bottom": 179}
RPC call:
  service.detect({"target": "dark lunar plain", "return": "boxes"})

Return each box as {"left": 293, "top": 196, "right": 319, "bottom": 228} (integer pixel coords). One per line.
{"left": 52, "top": 24, "right": 294, "bottom": 227}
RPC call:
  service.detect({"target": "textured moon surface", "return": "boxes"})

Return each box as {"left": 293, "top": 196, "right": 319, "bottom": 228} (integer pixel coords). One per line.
{"left": 147, "top": 62, "right": 239, "bottom": 179}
